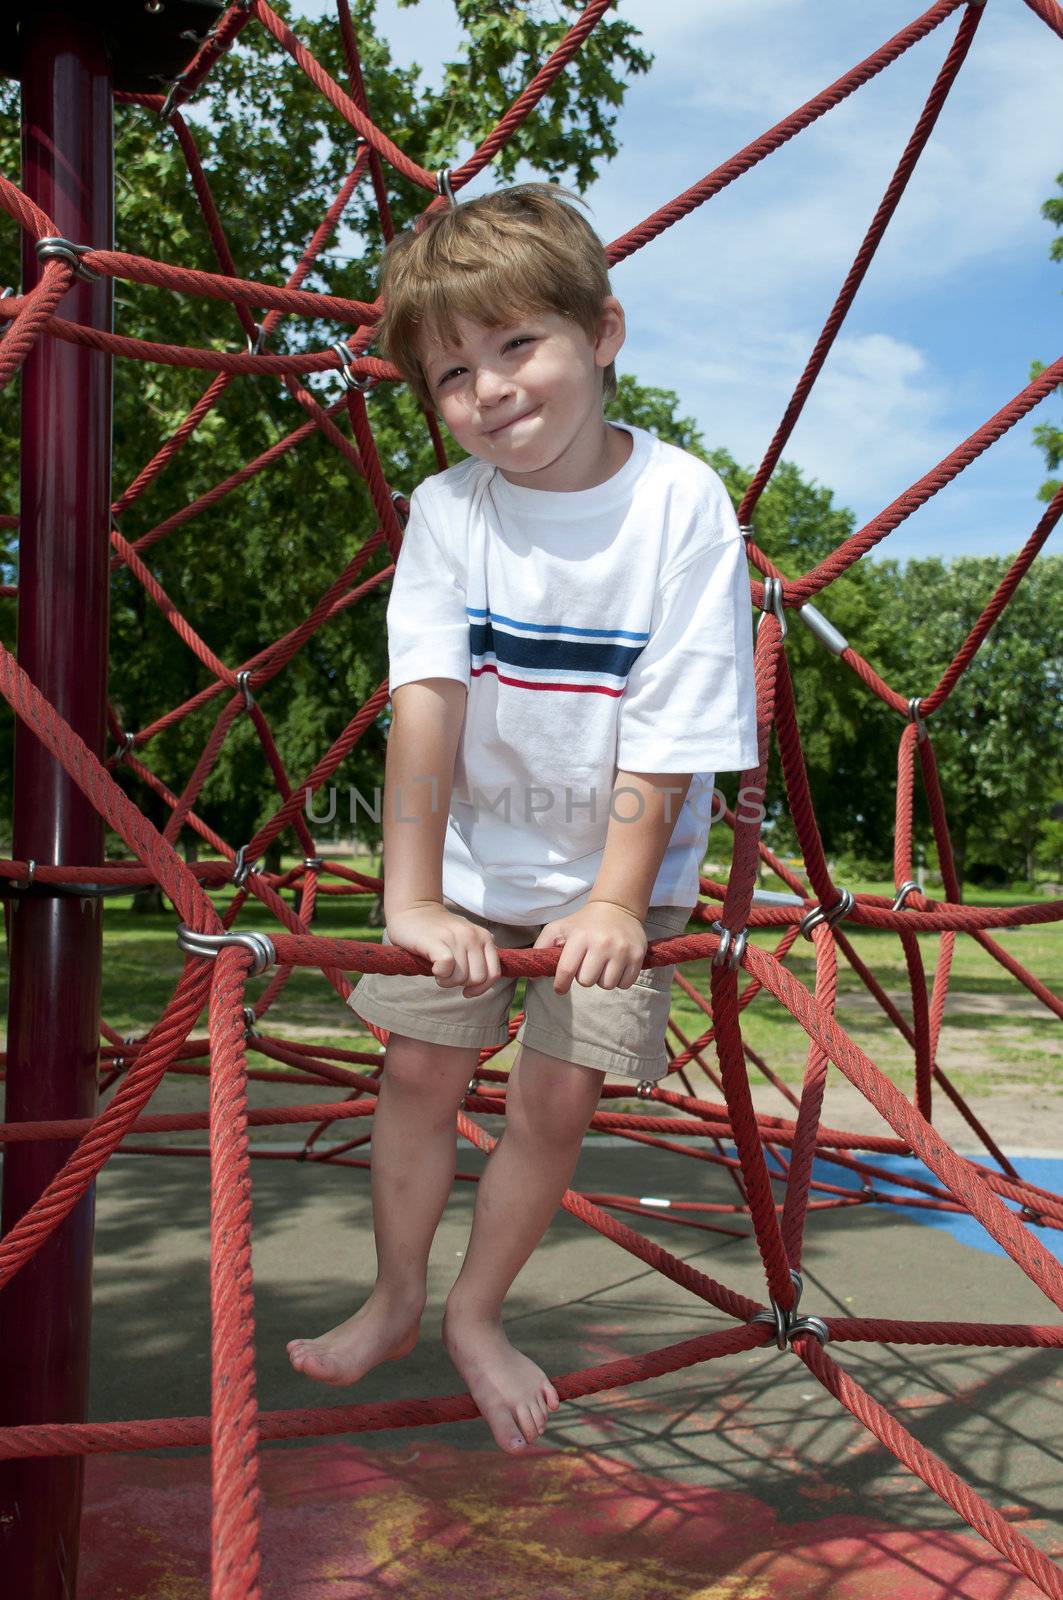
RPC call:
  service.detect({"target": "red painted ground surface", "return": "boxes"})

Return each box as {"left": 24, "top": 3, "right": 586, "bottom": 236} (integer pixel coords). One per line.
{"left": 77, "top": 1439, "right": 1051, "bottom": 1599}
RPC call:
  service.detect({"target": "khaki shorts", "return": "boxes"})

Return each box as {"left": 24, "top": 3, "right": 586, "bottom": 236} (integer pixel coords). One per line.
{"left": 347, "top": 896, "right": 697, "bottom": 1081}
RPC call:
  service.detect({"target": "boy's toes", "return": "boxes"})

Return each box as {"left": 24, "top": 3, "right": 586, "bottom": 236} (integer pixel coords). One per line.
{"left": 488, "top": 1413, "right": 527, "bottom": 1453}
{"left": 516, "top": 1403, "right": 540, "bottom": 1446}
{"left": 543, "top": 1381, "right": 561, "bottom": 1411}
{"left": 299, "top": 1349, "right": 337, "bottom": 1382}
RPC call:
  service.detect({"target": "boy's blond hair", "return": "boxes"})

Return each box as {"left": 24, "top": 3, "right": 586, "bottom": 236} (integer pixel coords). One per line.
{"left": 374, "top": 182, "right": 618, "bottom": 415}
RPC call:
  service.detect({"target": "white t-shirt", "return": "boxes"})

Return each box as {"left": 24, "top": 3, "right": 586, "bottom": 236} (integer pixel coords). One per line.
{"left": 385, "top": 422, "right": 759, "bottom": 925}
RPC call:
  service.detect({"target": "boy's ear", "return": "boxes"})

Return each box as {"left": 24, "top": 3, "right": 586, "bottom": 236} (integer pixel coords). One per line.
{"left": 594, "top": 296, "right": 626, "bottom": 368}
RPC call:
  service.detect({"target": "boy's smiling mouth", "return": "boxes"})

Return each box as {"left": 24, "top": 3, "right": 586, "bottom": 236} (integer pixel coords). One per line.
{"left": 484, "top": 405, "right": 540, "bottom": 438}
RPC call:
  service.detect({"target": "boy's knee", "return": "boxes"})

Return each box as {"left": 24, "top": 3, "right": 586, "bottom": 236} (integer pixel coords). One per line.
{"left": 509, "top": 1053, "right": 603, "bottom": 1142}
{"left": 383, "top": 1032, "right": 480, "bottom": 1097}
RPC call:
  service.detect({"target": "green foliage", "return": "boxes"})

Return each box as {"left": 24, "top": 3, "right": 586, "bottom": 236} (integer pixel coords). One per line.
{"left": 0, "top": 0, "right": 651, "bottom": 854}
{"left": 399, "top": 0, "right": 651, "bottom": 190}
{"left": 0, "top": 8, "right": 1058, "bottom": 902}
{"left": 875, "top": 554, "right": 1063, "bottom": 889}
{"left": 1032, "top": 169, "right": 1063, "bottom": 502}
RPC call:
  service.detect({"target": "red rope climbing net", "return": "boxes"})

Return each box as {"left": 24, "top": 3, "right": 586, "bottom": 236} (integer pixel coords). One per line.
{"left": 1, "top": 0, "right": 1062, "bottom": 1595}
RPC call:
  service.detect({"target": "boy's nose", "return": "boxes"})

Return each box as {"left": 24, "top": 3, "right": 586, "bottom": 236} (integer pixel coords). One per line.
{"left": 474, "top": 368, "right": 513, "bottom": 406}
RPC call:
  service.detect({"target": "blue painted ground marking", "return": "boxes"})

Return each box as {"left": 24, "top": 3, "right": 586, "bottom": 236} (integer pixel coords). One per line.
{"left": 806, "top": 1151, "right": 1063, "bottom": 1265}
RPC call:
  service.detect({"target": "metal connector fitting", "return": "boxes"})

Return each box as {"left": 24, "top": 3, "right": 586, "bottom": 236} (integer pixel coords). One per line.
{"left": 907, "top": 696, "right": 928, "bottom": 742}
{"left": 750, "top": 1269, "right": 829, "bottom": 1350}
{"left": 159, "top": 73, "right": 190, "bottom": 121}
{"left": 799, "top": 886, "right": 854, "bottom": 940}
{"left": 710, "top": 920, "right": 748, "bottom": 970}
{"left": 757, "top": 575, "right": 787, "bottom": 642}
{"left": 236, "top": 669, "right": 255, "bottom": 709}
{"left": 231, "top": 845, "right": 260, "bottom": 888}
{"left": 435, "top": 168, "right": 456, "bottom": 206}
{"left": 891, "top": 879, "right": 920, "bottom": 912}
{"left": 35, "top": 236, "right": 102, "bottom": 284}
{"left": 331, "top": 339, "right": 374, "bottom": 393}
{"left": 176, "top": 925, "right": 276, "bottom": 975}
{"left": 796, "top": 601, "right": 849, "bottom": 656}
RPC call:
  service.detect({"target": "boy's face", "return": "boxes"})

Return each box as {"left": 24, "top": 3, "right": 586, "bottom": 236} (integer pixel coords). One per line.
{"left": 416, "top": 299, "right": 625, "bottom": 488}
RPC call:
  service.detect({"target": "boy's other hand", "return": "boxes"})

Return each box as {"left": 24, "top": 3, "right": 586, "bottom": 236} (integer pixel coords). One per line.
{"left": 532, "top": 902, "right": 648, "bottom": 995}
{"left": 385, "top": 902, "right": 502, "bottom": 997}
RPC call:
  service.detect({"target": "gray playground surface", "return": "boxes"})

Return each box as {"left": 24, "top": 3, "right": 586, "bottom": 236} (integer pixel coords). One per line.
{"left": 81, "top": 1076, "right": 1063, "bottom": 1565}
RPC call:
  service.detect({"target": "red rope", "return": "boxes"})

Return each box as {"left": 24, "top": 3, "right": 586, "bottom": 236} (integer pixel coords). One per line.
{"left": 1, "top": 1, "right": 1062, "bottom": 1590}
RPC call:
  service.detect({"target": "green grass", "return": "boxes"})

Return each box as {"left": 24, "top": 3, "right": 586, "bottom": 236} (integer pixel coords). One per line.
{"left": 1, "top": 858, "right": 1057, "bottom": 1102}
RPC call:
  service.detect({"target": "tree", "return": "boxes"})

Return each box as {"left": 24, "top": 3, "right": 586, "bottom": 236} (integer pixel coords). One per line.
{"left": 1031, "top": 169, "right": 1063, "bottom": 502}
{"left": 0, "top": 0, "right": 651, "bottom": 856}
{"left": 874, "top": 555, "right": 1063, "bottom": 894}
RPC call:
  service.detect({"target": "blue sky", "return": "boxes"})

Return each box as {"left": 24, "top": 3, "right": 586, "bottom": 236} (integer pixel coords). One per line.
{"left": 292, "top": 0, "right": 1063, "bottom": 564}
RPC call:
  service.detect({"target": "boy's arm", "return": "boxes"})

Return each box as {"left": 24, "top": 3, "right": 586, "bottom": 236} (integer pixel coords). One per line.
{"left": 381, "top": 678, "right": 467, "bottom": 921}
{"left": 588, "top": 770, "right": 694, "bottom": 922}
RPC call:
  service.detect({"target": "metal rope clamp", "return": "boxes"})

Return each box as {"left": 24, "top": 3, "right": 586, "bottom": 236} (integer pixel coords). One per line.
{"left": 710, "top": 920, "right": 748, "bottom": 970}
{"left": 231, "top": 845, "right": 261, "bottom": 888}
{"left": 242, "top": 1003, "right": 260, "bottom": 1039}
{"left": 891, "top": 879, "right": 920, "bottom": 912}
{"left": 435, "top": 168, "right": 457, "bottom": 207}
{"left": 799, "top": 885, "right": 854, "bottom": 940}
{"left": 35, "top": 236, "right": 102, "bottom": 284}
{"left": 756, "top": 574, "right": 788, "bottom": 642}
{"left": 907, "top": 695, "right": 928, "bottom": 743}
{"left": 236, "top": 669, "right": 255, "bottom": 709}
{"left": 159, "top": 71, "right": 190, "bottom": 122}
{"left": 636, "top": 1078, "right": 657, "bottom": 1098}
{"left": 331, "top": 339, "right": 374, "bottom": 393}
{"left": 116, "top": 730, "right": 138, "bottom": 762}
{"left": 750, "top": 1269, "right": 829, "bottom": 1350}
{"left": 176, "top": 925, "right": 276, "bottom": 975}
{"left": 390, "top": 488, "right": 409, "bottom": 528}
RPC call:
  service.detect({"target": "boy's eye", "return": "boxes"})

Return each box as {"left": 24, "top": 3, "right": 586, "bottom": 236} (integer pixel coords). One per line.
{"left": 437, "top": 367, "right": 464, "bottom": 386}
{"left": 505, "top": 336, "right": 532, "bottom": 351}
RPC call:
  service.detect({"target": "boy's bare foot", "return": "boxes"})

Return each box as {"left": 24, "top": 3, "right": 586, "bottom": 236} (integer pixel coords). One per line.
{"left": 442, "top": 1297, "right": 561, "bottom": 1454}
{"left": 286, "top": 1286, "right": 425, "bottom": 1386}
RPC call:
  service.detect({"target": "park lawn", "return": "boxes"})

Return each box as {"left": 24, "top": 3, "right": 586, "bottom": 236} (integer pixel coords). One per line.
{"left": 0, "top": 859, "right": 1056, "bottom": 1102}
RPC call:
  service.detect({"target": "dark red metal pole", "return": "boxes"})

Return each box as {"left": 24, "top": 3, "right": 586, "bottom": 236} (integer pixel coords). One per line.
{"left": 0, "top": 11, "right": 113, "bottom": 1597}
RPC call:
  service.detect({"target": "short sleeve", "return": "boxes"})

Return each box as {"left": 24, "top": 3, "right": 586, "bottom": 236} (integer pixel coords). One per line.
{"left": 616, "top": 530, "right": 759, "bottom": 773}
{"left": 386, "top": 484, "right": 470, "bottom": 694}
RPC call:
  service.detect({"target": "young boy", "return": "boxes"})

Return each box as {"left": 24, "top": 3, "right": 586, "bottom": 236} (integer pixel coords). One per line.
{"left": 287, "top": 183, "right": 758, "bottom": 1454}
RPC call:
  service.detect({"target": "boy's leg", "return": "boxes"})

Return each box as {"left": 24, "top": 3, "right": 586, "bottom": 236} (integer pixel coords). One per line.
{"left": 287, "top": 1031, "right": 481, "bottom": 1385}
{"left": 441, "top": 1043, "right": 606, "bottom": 1453}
